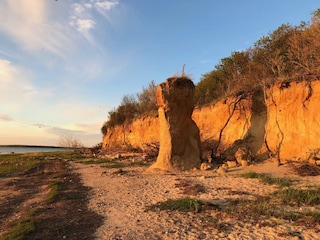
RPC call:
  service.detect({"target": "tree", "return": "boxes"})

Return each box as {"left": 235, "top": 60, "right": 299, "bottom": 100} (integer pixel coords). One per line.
{"left": 102, "top": 94, "right": 139, "bottom": 131}
{"left": 311, "top": 8, "right": 320, "bottom": 25}
{"left": 253, "top": 24, "right": 295, "bottom": 80}
{"left": 136, "top": 80, "right": 157, "bottom": 114}
{"left": 287, "top": 18, "right": 320, "bottom": 75}
{"left": 195, "top": 70, "right": 226, "bottom": 105}
{"left": 101, "top": 121, "right": 108, "bottom": 135}
{"left": 118, "top": 94, "right": 139, "bottom": 122}
{"left": 58, "top": 134, "right": 83, "bottom": 148}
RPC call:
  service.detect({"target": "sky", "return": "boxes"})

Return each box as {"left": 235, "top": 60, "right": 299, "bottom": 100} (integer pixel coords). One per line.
{"left": 0, "top": 0, "right": 319, "bottom": 147}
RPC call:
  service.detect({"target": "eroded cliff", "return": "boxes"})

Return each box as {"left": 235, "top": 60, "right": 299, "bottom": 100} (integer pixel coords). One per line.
{"left": 102, "top": 79, "right": 320, "bottom": 162}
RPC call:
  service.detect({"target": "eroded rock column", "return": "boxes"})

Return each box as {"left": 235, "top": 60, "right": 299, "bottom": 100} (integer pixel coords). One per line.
{"left": 149, "top": 76, "right": 201, "bottom": 171}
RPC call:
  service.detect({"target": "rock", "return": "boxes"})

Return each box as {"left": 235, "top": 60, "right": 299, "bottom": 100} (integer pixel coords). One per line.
{"left": 149, "top": 76, "right": 201, "bottom": 171}
{"left": 216, "top": 166, "right": 227, "bottom": 174}
{"left": 221, "top": 163, "right": 228, "bottom": 170}
{"left": 226, "top": 161, "right": 238, "bottom": 168}
{"left": 240, "top": 159, "right": 249, "bottom": 166}
{"left": 235, "top": 147, "right": 247, "bottom": 163}
{"left": 309, "top": 158, "right": 316, "bottom": 165}
{"left": 200, "top": 162, "right": 212, "bottom": 171}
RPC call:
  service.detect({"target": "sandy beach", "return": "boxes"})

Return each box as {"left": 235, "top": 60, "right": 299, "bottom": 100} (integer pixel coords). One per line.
{"left": 71, "top": 158, "right": 320, "bottom": 240}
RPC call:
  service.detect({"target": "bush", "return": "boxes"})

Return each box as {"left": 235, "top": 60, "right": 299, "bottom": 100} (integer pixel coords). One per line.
{"left": 101, "top": 80, "right": 157, "bottom": 133}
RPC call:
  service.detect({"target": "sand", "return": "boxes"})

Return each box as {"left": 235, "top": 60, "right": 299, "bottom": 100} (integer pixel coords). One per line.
{"left": 71, "top": 159, "right": 320, "bottom": 240}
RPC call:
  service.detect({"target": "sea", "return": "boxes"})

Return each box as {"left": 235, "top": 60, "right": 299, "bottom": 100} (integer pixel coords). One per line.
{"left": 0, "top": 146, "right": 71, "bottom": 155}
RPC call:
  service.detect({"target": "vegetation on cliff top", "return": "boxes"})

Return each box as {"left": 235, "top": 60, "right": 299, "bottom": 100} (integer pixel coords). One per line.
{"left": 101, "top": 9, "right": 320, "bottom": 134}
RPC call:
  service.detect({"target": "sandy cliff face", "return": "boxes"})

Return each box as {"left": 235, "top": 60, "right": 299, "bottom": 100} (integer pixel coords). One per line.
{"left": 264, "top": 80, "right": 320, "bottom": 160}
{"left": 102, "top": 79, "right": 320, "bottom": 162}
{"left": 102, "top": 115, "right": 159, "bottom": 152}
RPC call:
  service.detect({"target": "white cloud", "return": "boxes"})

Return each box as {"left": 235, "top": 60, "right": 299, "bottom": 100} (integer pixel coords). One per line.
{"left": 69, "top": 2, "right": 97, "bottom": 43}
{"left": 0, "top": 0, "right": 121, "bottom": 61}
{"left": 84, "top": 3, "right": 93, "bottom": 9}
{"left": 0, "top": 114, "right": 13, "bottom": 122}
{"left": 47, "top": 126, "right": 85, "bottom": 137}
{"left": 0, "top": 59, "right": 36, "bottom": 102}
{"left": 69, "top": 0, "right": 119, "bottom": 33}
{"left": 76, "top": 19, "right": 96, "bottom": 32}
{"left": 95, "top": 1, "right": 119, "bottom": 12}
{"left": 0, "top": 0, "right": 77, "bottom": 59}
{"left": 72, "top": 3, "right": 86, "bottom": 15}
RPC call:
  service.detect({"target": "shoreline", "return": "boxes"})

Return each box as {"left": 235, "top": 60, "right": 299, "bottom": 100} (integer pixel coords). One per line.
{"left": 0, "top": 144, "right": 67, "bottom": 148}
{"left": 0, "top": 145, "right": 71, "bottom": 155}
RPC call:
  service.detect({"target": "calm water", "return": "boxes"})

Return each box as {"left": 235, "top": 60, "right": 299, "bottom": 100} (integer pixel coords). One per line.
{"left": 0, "top": 146, "right": 70, "bottom": 154}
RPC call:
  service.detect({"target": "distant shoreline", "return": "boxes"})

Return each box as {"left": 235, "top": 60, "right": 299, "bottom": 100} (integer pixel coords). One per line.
{"left": 0, "top": 145, "right": 67, "bottom": 149}
{"left": 0, "top": 145, "right": 72, "bottom": 154}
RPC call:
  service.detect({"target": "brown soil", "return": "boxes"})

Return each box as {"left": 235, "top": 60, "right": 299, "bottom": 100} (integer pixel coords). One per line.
{"left": 0, "top": 159, "right": 103, "bottom": 240}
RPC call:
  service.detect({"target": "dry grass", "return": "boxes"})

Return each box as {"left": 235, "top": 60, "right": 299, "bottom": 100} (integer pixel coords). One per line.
{"left": 147, "top": 197, "right": 204, "bottom": 213}
{"left": 175, "top": 179, "right": 206, "bottom": 196}
{"left": 290, "top": 163, "right": 320, "bottom": 176}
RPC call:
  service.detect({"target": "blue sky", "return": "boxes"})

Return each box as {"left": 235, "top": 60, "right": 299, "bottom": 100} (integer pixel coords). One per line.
{"left": 0, "top": 0, "right": 319, "bottom": 147}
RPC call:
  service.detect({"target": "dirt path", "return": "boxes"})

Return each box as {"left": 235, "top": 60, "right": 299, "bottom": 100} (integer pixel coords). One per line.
{"left": 72, "top": 160, "right": 320, "bottom": 240}
{"left": 0, "top": 159, "right": 103, "bottom": 240}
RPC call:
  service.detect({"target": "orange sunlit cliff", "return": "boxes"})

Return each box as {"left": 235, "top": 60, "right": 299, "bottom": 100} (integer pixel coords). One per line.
{"left": 102, "top": 79, "right": 320, "bottom": 163}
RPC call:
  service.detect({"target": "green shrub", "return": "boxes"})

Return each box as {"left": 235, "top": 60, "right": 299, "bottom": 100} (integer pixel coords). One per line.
{"left": 148, "top": 197, "right": 203, "bottom": 212}
{"left": 239, "top": 171, "right": 292, "bottom": 187}
{"left": 275, "top": 187, "right": 320, "bottom": 206}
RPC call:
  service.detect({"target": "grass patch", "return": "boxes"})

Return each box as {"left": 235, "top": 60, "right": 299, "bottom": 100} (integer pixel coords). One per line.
{"left": 224, "top": 198, "right": 309, "bottom": 222}
{"left": 234, "top": 172, "right": 320, "bottom": 225}
{"left": 79, "top": 158, "right": 112, "bottom": 164}
{"left": 47, "top": 151, "right": 87, "bottom": 161}
{"left": 128, "top": 161, "right": 149, "bottom": 167}
{"left": 223, "top": 186, "right": 320, "bottom": 225}
{"left": 274, "top": 187, "right": 320, "bottom": 206}
{"left": 79, "top": 158, "right": 149, "bottom": 167}
{"left": 148, "top": 197, "right": 203, "bottom": 212}
{"left": 0, "top": 151, "right": 86, "bottom": 178}
{"left": 0, "top": 219, "right": 35, "bottom": 240}
{"left": 239, "top": 171, "right": 292, "bottom": 187}
{"left": 102, "top": 162, "right": 124, "bottom": 169}
{"left": 45, "top": 181, "right": 62, "bottom": 204}
{"left": 305, "top": 211, "right": 320, "bottom": 222}
{"left": 0, "top": 154, "right": 42, "bottom": 177}
{"left": 224, "top": 198, "right": 278, "bottom": 220}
